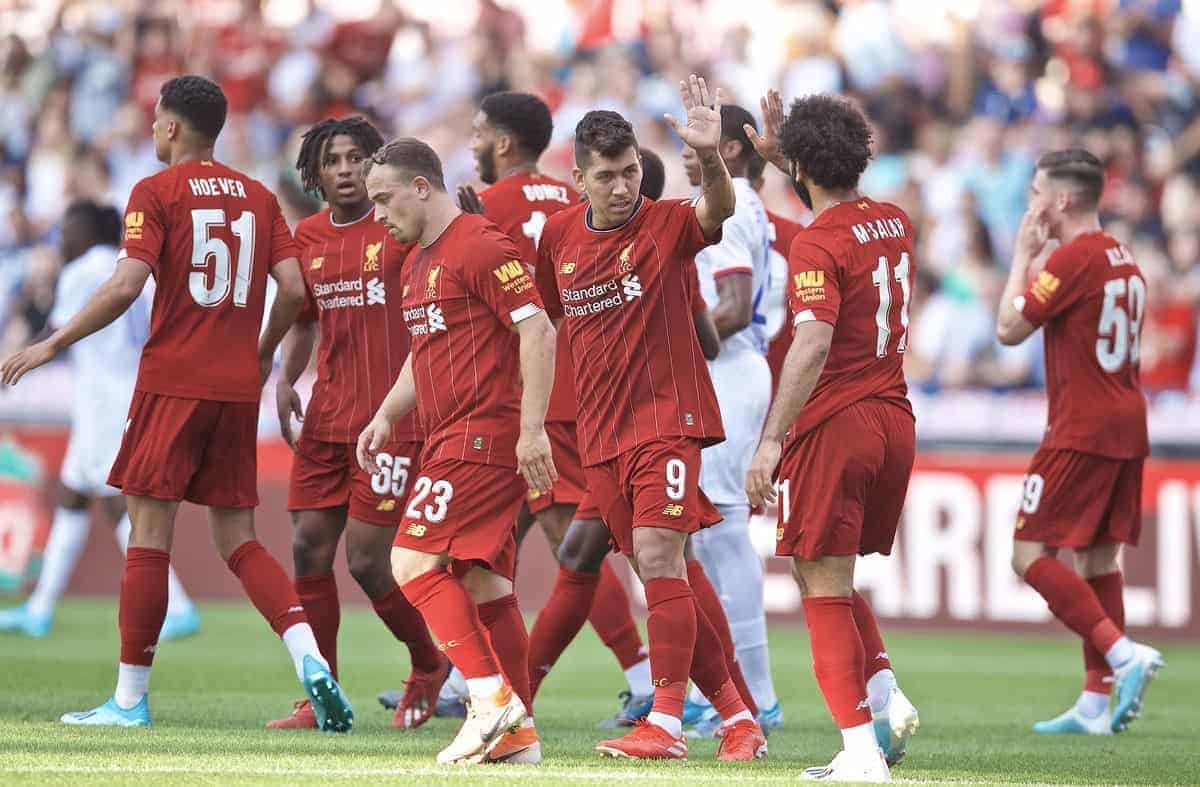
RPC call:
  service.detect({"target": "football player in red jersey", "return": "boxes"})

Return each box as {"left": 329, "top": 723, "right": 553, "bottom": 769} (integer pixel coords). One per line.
{"left": 537, "top": 76, "right": 768, "bottom": 762}
{"left": 996, "top": 149, "right": 1163, "bottom": 736}
{"left": 744, "top": 92, "right": 920, "bottom": 781}
{"left": 1, "top": 76, "right": 352, "bottom": 731}
{"left": 456, "top": 91, "right": 657, "bottom": 724}
{"left": 357, "top": 138, "right": 557, "bottom": 765}
{"left": 265, "top": 117, "right": 447, "bottom": 731}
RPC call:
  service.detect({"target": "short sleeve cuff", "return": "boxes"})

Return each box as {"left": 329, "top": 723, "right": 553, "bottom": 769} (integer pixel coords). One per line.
{"left": 509, "top": 302, "right": 543, "bottom": 324}
{"left": 794, "top": 308, "right": 835, "bottom": 327}
{"left": 713, "top": 266, "right": 753, "bottom": 278}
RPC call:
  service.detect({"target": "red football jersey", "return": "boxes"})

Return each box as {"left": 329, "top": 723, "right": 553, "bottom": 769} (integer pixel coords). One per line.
{"left": 120, "top": 159, "right": 299, "bottom": 403}
{"left": 785, "top": 198, "right": 915, "bottom": 438}
{"left": 481, "top": 172, "right": 579, "bottom": 423}
{"left": 539, "top": 196, "right": 725, "bottom": 467}
{"left": 294, "top": 209, "right": 421, "bottom": 444}
{"left": 1019, "top": 231, "right": 1148, "bottom": 458}
{"left": 401, "top": 213, "right": 544, "bottom": 468}
{"left": 765, "top": 209, "right": 805, "bottom": 390}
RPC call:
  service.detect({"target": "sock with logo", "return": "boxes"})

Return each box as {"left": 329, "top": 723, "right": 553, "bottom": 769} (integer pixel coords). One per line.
{"left": 644, "top": 577, "right": 696, "bottom": 723}
{"left": 527, "top": 566, "right": 600, "bottom": 698}
{"left": 400, "top": 567, "right": 501, "bottom": 679}
{"left": 1083, "top": 571, "right": 1124, "bottom": 695}
{"left": 1024, "top": 557, "right": 1124, "bottom": 661}
{"left": 589, "top": 560, "right": 646, "bottom": 669}
{"left": 477, "top": 594, "right": 533, "bottom": 714}
{"left": 686, "top": 560, "right": 757, "bottom": 716}
{"left": 851, "top": 590, "right": 893, "bottom": 689}
{"left": 804, "top": 596, "right": 872, "bottom": 729}
{"left": 371, "top": 583, "right": 442, "bottom": 674}
{"left": 118, "top": 547, "right": 169, "bottom": 668}
{"left": 295, "top": 573, "right": 341, "bottom": 678}
{"left": 227, "top": 541, "right": 307, "bottom": 636}
{"left": 688, "top": 583, "right": 751, "bottom": 721}
{"left": 25, "top": 506, "right": 91, "bottom": 619}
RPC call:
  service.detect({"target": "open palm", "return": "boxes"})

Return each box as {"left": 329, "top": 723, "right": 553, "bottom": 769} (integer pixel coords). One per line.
{"left": 666, "top": 74, "right": 723, "bottom": 153}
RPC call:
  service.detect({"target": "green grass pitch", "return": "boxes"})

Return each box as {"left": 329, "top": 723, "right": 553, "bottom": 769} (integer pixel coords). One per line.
{"left": 1, "top": 599, "right": 1197, "bottom": 784}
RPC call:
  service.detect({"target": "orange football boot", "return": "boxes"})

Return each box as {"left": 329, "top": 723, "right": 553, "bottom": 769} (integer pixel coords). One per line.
{"left": 717, "top": 718, "right": 768, "bottom": 761}
{"left": 595, "top": 720, "right": 688, "bottom": 760}
{"left": 266, "top": 699, "right": 317, "bottom": 729}
{"left": 484, "top": 723, "right": 542, "bottom": 764}
{"left": 391, "top": 658, "right": 451, "bottom": 729}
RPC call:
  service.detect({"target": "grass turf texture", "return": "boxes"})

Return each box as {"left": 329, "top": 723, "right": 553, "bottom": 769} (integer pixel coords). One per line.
{"left": 1, "top": 599, "right": 1196, "bottom": 785}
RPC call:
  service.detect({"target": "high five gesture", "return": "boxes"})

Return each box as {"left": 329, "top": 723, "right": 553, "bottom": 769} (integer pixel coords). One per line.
{"left": 744, "top": 88, "right": 788, "bottom": 174}
{"left": 665, "top": 74, "right": 734, "bottom": 238}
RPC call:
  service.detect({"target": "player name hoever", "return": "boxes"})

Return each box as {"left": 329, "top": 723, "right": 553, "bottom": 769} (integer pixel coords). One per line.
{"left": 187, "top": 176, "right": 248, "bottom": 199}
{"left": 851, "top": 216, "right": 907, "bottom": 245}
{"left": 522, "top": 184, "right": 571, "bottom": 204}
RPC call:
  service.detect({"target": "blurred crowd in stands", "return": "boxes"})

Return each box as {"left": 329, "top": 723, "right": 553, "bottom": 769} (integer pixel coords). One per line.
{"left": 1, "top": 0, "right": 1198, "bottom": 397}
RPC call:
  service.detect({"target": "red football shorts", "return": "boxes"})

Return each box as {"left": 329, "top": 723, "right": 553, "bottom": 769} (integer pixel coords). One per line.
{"left": 391, "top": 453, "right": 525, "bottom": 579}
{"left": 108, "top": 390, "right": 259, "bottom": 508}
{"left": 776, "top": 399, "right": 915, "bottom": 561}
{"left": 1014, "top": 447, "right": 1143, "bottom": 549}
{"left": 526, "top": 421, "right": 588, "bottom": 515}
{"left": 288, "top": 436, "right": 422, "bottom": 526}
{"left": 584, "top": 437, "right": 722, "bottom": 556}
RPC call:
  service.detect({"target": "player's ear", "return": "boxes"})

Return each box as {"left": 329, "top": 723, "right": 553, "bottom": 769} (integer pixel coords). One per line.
{"left": 495, "top": 132, "right": 512, "bottom": 158}
{"left": 571, "top": 167, "right": 586, "bottom": 194}
{"left": 413, "top": 175, "right": 431, "bottom": 200}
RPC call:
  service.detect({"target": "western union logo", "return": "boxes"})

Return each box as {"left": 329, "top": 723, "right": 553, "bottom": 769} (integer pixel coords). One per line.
{"left": 560, "top": 261, "right": 576, "bottom": 274}
{"left": 310, "top": 256, "right": 324, "bottom": 270}
{"left": 662, "top": 504, "right": 684, "bottom": 517}
{"left": 776, "top": 527, "right": 785, "bottom": 541}
{"left": 363, "top": 241, "right": 382, "bottom": 271}
{"left": 793, "top": 271, "right": 824, "bottom": 289}
{"left": 493, "top": 260, "right": 525, "bottom": 283}
{"left": 405, "top": 523, "right": 427, "bottom": 537}
{"left": 1015, "top": 516, "right": 1025, "bottom": 531}
{"left": 1030, "top": 270, "right": 1060, "bottom": 304}
{"left": 376, "top": 499, "right": 396, "bottom": 512}
{"left": 125, "top": 212, "right": 144, "bottom": 228}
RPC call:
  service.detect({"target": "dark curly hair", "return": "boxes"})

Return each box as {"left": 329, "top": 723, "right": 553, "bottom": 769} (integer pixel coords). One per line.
{"left": 159, "top": 75, "right": 227, "bottom": 141}
{"left": 295, "top": 116, "right": 385, "bottom": 198}
{"left": 574, "top": 110, "right": 638, "bottom": 168}
{"left": 638, "top": 147, "right": 665, "bottom": 200}
{"left": 779, "top": 95, "right": 873, "bottom": 190}
{"left": 480, "top": 91, "right": 554, "bottom": 159}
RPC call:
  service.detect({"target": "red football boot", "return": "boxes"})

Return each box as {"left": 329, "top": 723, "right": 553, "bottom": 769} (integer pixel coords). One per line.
{"left": 266, "top": 699, "right": 318, "bottom": 729}
{"left": 595, "top": 720, "right": 688, "bottom": 760}
{"left": 717, "top": 718, "right": 768, "bottom": 761}
{"left": 391, "top": 659, "right": 451, "bottom": 729}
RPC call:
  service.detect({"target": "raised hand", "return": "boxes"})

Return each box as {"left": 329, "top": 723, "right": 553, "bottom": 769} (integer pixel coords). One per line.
{"left": 664, "top": 74, "right": 724, "bottom": 154}
{"left": 457, "top": 184, "right": 485, "bottom": 215}
{"left": 745, "top": 89, "right": 788, "bottom": 173}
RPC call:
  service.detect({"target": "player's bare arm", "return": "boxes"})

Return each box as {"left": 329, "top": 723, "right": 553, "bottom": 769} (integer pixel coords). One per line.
{"left": 514, "top": 310, "right": 558, "bottom": 494}
{"left": 744, "top": 89, "right": 789, "bottom": 175}
{"left": 711, "top": 272, "right": 753, "bottom": 339}
{"left": 745, "top": 320, "right": 834, "bottom": 507}
{"left": 664, "top": 74, "right": 734, "bottom": 239}
{"left": 275, "top": 320, "right": 316, "bottom": 449}
{"left": 694, "top": 306, "right": 720, "bottom": 360}
{"left": 258, "top": 257, "right": 306, "bottom": 385}
{"left": 996, "top": 207, "right": 1049, "bottom": 346}
{"left": 1, "top": 258, "right": 150, "bottom": 386}
{"left": 357, "top": 356, "right": 417, "bottom": 474}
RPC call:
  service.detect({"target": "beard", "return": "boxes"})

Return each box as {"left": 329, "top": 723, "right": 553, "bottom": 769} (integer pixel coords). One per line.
{"left": 792, "top": 176, "right": 813, "bottom": 211}
{"left": 477, "top": 144, "right": 498, "bottom": 184}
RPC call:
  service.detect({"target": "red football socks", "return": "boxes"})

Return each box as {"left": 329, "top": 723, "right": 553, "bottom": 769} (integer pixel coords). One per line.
{"left": 644, "top": 577, "right": 696, "bottom": 719}
{"left": 227, "top": 540, "right": 307, "bottom": 637}
{"left": 401, "top": 567, "right": 500, "bottom": 679}
{"left": 527, "top": 566, "right": 600, "bottom": 698}
{"left": 1024, "top": 556, "right": 1123, "bottom": 656}
{"left": 119, "top": 547, "right": 169, "bottom": 667}
{"left": 590, "top": 560, "right": 646, "bottom": 670}
{"left": 1084, "top": 572, "right": 1125, "bottom": 693}
{"left": 851, "top": 590, "right": 892, "bottom": 680}
{"left": 804, "top": 596, "right": 872, "bottom": 729}
{"left": 295, "top": 573, "right": 341, "bottom": 677}
{"left": 371, "top": 584, "right": 442, "bottom": 675}
{"left": 478, "top": 594, "right": 533, "bottom": 714}
{"left": 686, "top": 560, "right": 757, "bottom": 716}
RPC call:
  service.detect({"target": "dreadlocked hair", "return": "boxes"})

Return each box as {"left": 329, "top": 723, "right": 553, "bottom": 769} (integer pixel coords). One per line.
{"left": 295, "top": 116, "right": 385, "bottom": 198}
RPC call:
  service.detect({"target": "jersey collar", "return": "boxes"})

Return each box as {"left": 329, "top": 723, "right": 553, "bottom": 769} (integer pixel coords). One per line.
{"left": 585, "top": 196, "right": 644, "bottom": 233}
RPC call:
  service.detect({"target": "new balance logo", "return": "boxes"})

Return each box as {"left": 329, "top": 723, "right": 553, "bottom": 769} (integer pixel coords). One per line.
{"left": 376, "top": 499, "right": 396, "bottom": 512}
{"left": 288, "top": 606, "right": 304, "bottom": 614}
{"left": 426, "top": 303, "right": 446, "bottom": 332}
{"left": 405, "top": 523, "right": 427, "bottom": 536}
{"left": 621, "top": 273, "right": 642, "bottom": 301}
{"left": 559, "top": 261, "right": 576, "bottom": 274}
{"left": 310, "top": 256, "right": 324, "bottom": 270}
{"left": 856, "top": 698, "right": 870, "bottom": 711}
{"left": 143, "top": 644, "right": 157, "bottom": 654}
{"left": 662, "top": 504, "right": 684, "bottom": 517}
{"left": 874, "top": 651, "right": 889, "bottom": 661}
{"left": 366, "top": 277, "right": 385, "bottom": 305}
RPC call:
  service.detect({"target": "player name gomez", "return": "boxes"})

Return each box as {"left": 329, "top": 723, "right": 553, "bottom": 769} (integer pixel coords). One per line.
{"left": 187, "top": 176, "right": 248, "bottom": 199}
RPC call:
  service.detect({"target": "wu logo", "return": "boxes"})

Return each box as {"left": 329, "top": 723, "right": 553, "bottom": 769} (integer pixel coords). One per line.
{"left": 621, "top": 273, "right": 642, "bottom": 301}
{"left": 366, "top": 277, "right": 385, "bottom": 305}
{"left": 493, "top": 260, "right": 524, "bottom": 283}
{"left": 426, "top": 303, "right": 446, "bottom": 332}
